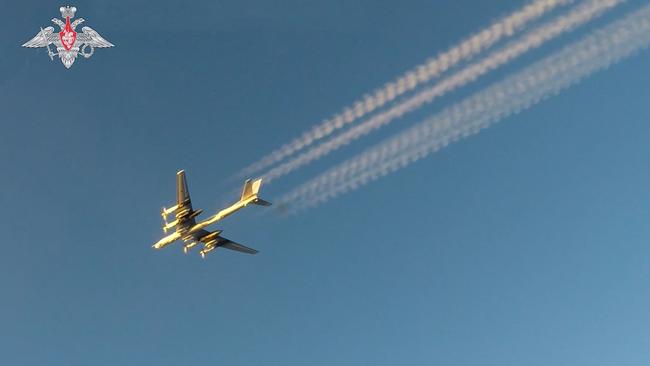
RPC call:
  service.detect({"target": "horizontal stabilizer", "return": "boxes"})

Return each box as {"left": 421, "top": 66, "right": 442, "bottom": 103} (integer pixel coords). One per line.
{"left": 221, "top": 240, "right": 258, "bottom": 255}
{"left": 254, "top": 198, "right": 272, "bottom": 206}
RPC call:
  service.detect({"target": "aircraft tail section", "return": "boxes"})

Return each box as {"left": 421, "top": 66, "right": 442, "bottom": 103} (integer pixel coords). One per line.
{"left": 191, "top": 177, "right": 272, "bottom": 229}
{"left": 240, "top": 178, "right": 271, "bottom": 206}
{"left": 177, "top": 170, "right": 190, "bottom": 205}
{"left": 240, "top": 178, "right": 259, "bottom": 201}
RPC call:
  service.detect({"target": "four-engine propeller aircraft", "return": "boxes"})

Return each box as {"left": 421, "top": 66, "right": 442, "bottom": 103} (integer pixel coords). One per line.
{"left": 152, "top": 170, "right": 271, "bottom": 258}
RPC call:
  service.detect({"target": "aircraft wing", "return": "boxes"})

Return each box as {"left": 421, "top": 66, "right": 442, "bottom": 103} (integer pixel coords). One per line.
{"left": 219, "top": 238, "right": 259, "bottom": 255}
{"left": 161, "top": 170, "right": 196, "bottom": 233}
{"left": 176, "top": 170, "right": 192, "bottom": 211}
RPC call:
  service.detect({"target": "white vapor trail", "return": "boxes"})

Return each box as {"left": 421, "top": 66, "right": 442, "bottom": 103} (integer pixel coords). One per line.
{"left": 238, "top": 0, "right": 573, "bottom": 178}
{"left": 261, "top": 0, "right": 622, "bottom": 183}
{"left": 279, "top": 3, "right": 650, "bottom": 212}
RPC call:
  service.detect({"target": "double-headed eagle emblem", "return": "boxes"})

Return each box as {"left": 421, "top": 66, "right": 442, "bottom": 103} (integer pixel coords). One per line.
{"left": 22, "top": 6, "right": 114, "bottom": 68}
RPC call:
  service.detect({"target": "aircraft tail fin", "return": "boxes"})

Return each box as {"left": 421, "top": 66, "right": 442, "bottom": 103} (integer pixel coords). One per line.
{"left": 240, "top": 178, "right": 272, "bottom": 206}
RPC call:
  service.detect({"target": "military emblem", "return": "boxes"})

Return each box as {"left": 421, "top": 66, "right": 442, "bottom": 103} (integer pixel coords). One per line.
{"left": 22, "top": 6, "right": 114, "bottom": 68}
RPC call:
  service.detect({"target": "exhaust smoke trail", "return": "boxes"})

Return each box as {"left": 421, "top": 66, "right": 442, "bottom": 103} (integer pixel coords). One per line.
{"left": 237, "top": 0, "right": 574, "bottom": 178}
{"left": 261, "top": 0, "right": 622, "bottom": 184}
{"left": 278, "top": 3, "right": 650, "bottom": 212}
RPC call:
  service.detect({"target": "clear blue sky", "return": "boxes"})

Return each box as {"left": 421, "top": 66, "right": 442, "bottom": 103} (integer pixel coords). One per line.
{"left": 1, "top": 1, "right": 650, "bottom": 365}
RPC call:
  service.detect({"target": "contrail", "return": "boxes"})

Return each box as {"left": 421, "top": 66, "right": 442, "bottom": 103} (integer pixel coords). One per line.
{"left": 237, "top": 0, "right": 574, "bottom": 178}
{"left": 261, "top": 0, "right": 622, "bottom": 184}
{"left": 278, "top": 3, "right": 650, "bottom": 212}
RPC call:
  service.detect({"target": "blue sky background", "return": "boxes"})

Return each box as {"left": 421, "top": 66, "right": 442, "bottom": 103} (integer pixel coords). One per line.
{"left": 1, "top": 1, "right": 650, "bottom": 365}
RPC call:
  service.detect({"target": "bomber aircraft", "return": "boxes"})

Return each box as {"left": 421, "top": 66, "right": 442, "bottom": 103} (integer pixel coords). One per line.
{"left": 152, "top": 170, "right": 271, "bottom": 258}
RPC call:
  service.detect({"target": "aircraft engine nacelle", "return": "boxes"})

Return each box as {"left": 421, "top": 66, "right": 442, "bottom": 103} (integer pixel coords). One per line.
{"left": 199, "top": 244, "right": 216, "bottom": 259}
{"left": 183, "top": 241, "right": 199, "bottom": 254}
{"left": 163, "top": 219, "right": 178, "bottom": 233}
{"left": 161, "top": 205, "right": 178, "bottom": 217}
{"left": 188, "top": 209, "right": 203, "bottom": 220}
{"left": 199, "top": 231, "right": 222, "bottom": 242}
{"left": 177, "top": 208, "right": 191, "bottom": 217}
